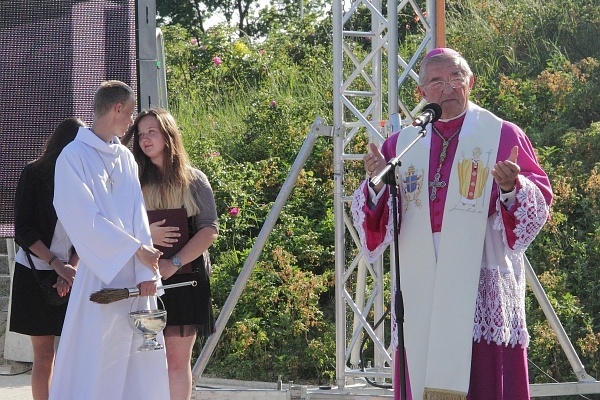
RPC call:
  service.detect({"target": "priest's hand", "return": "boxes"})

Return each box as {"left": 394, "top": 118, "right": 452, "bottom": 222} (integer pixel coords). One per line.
{"left": 136, "top": 244, "right": 162, "bottom": 274}
{"left": 492, "top": 146, "right": 520, "bottom": 192}
{"left": 137, "top": 280, "right": 158, "bottom": 296}
{"left": 150, "top": 219, "right": 181, "bottom": 248}
{"left": 364, "top": 143, "right": 385, "bottom": 193}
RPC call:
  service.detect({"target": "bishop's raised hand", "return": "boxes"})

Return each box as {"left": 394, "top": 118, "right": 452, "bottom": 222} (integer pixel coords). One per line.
{"left": 492, "top": 145, "right": 520, "bottom": 192}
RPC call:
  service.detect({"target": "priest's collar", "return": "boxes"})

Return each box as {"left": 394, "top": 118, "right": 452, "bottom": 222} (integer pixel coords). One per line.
{"left": 438, "top": 108, "right": 467, "bottom": 123}
{"left": 77, "top": 127, "right": 122, "bottom": 154}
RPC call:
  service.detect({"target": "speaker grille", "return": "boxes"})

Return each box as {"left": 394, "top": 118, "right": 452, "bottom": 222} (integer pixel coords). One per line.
{"left": 0, "top": 1, "right": 137, "bottom": 237}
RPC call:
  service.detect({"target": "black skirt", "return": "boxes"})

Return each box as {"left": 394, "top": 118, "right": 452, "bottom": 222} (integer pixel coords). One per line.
{"left": 9, "top": 262, "right": 68, "bottom": 336}
{"left": 160, "top": 255, "right": 215, "bottom": 339}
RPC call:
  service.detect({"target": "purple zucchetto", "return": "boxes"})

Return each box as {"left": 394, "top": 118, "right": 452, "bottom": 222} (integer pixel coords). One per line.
{"left": 424, "top": 47, "right": 461, "bottom": 60}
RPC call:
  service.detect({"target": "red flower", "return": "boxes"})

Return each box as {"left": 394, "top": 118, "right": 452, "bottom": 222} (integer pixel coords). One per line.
{"left": 229, "top": 207, "right": 240, "bottom": 217}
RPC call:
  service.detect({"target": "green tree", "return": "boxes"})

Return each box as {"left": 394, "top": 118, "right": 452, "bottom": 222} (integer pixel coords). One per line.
{"left": 157, "top": 0, "right": 330, "bottom": 38}
{"left": 157, "top": 0, "right": 276, "bottom": 37}
{"left": 157, "top": 0, "right": 214, "bottom": 36}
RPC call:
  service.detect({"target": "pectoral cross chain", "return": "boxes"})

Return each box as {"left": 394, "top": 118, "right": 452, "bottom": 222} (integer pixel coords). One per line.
{"left": 93, "top": 148, "right": 119, "bottom": 194}
{"left": 429, "top": 125, "right": 462, "bottom": 201}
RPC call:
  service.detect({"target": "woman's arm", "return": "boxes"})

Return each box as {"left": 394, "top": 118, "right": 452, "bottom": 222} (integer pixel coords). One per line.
{"left": 158, "top": 226, "right": 218, "bottom": 279}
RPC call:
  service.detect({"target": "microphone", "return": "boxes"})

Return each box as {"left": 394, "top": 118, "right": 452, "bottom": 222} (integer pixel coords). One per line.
{"left": 412, "top": 103, "right": 442, "bottom": 127}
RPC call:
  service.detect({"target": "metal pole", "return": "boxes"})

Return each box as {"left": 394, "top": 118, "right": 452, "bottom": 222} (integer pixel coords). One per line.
{"left": 332, "top": 0, "right": 346, "bottom": 390}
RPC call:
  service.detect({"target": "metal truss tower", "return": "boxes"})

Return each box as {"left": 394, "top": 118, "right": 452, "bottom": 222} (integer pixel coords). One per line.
{"left": 331, "top": 0, "right": 439, "bottom": 389}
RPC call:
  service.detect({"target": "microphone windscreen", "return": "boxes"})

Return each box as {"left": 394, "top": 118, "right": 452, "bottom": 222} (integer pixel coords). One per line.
{"left": 424, "top": 103, "right": 442, "bottom": 123}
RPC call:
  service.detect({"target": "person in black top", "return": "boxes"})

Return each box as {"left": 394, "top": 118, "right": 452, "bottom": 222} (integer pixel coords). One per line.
{"left": 11, "top": 117, "right": 84, "bottom": 400}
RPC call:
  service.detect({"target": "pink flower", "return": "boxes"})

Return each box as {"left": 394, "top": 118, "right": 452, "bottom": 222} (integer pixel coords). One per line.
{"left": 200, "top": 45, "right": 207, "bottom": 51}
{"left": 229, "top": 207, "right": 240, "bottom": 217}
{"left": 210, "top": 151, "right": 220, "bottom": 158}
{"left": 190, "top": 38, "right": 198, "bottom": 45}
{"left": 212, "top": 56, "right": 223, "bottom": 66}
{"left": 259, "top": 49, "right": 266, "bottom": 55}
{"left": 270, "top": 100, "right": 277, "bottom": 108}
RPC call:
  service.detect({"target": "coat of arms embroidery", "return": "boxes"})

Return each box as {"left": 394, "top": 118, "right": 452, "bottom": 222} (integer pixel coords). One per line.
{"left": 400, "top": 164, "right": 424, "bottom": 211}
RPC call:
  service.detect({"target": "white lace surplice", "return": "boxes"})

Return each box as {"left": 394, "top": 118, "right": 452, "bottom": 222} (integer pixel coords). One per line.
{"left": 351, "top": 173, "right": 550, "bottom": 349}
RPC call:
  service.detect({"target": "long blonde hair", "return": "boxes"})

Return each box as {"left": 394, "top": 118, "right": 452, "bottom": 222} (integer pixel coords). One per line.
{"left": 123, "top": 108, "right": 199, "bottom": 216}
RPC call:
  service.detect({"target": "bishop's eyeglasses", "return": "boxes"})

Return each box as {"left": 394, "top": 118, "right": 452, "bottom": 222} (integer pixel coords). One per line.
{"left": 423, "top": 77, "right": 466, "bottom": 91}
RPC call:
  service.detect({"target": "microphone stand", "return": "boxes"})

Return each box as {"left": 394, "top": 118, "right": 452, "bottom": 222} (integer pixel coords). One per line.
{"left": 369, "top": 126, "right": 427, "bottom": 400}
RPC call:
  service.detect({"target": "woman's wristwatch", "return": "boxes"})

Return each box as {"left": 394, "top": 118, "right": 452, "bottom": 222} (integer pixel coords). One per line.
{"left": 171, "top": 255, "right": 183, "bottom": 270}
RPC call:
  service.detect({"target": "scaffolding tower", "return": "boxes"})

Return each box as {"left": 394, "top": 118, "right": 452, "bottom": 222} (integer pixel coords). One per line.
{"left": 331, "top": 0, "right": 438, "bottom": 390}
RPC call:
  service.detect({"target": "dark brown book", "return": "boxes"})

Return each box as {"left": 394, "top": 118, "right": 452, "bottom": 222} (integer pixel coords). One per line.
{"left": 147, "top": 208, "right": 192, "bottom": 274}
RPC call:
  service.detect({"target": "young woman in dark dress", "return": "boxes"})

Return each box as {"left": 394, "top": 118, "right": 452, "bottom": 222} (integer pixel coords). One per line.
{"left": 122, "top": 108, "right": 218, "bottom": 400}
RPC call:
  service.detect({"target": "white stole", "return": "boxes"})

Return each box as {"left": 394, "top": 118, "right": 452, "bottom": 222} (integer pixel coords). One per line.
{"left": 394, "top": 102, "right": 502, "bottom": 399}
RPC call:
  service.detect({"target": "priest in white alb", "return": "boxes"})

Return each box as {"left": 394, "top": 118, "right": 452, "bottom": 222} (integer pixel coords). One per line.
{"left": 351, "top": 48, "right": 552, "bottom": 400}
{"left": 50, "top": 81, "right": 170, "bottom": 400}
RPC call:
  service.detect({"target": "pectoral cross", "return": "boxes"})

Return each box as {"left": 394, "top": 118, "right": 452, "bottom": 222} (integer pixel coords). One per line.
{"left": 429, "top": 172, "right": 446, "bottom": 201}
{"left": 429, "top": 126, "right": 462, "bottom": 201}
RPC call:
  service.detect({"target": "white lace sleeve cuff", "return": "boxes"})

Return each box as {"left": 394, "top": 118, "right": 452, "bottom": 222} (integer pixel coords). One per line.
{"left": 494, "top": 175, "right": 550, "bottom": 253}
{"left": 351, "top": 180, "right": 395, "bottom": 263}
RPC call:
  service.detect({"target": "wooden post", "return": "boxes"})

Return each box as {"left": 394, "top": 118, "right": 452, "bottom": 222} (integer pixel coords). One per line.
{"left": 435, "top": 0, "right": 446, "bottom": 47}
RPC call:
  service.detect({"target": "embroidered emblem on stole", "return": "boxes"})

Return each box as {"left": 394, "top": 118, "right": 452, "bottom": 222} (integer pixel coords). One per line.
{"left": 400, "top": 164, "right": 424, "bottom": 212}
{"left": 457, "top": 146, "right": 491, "bottom": 206}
